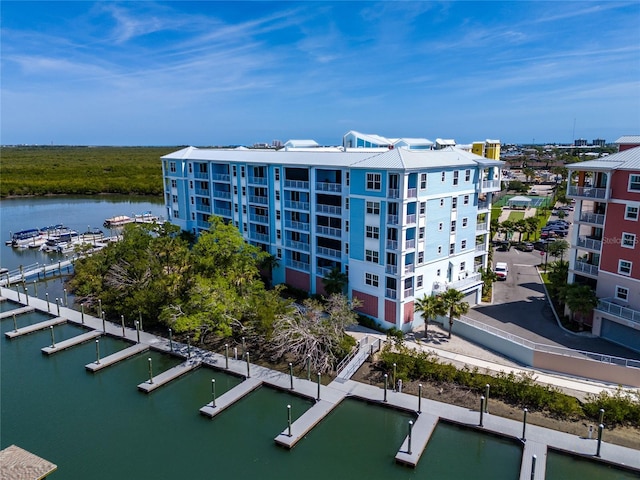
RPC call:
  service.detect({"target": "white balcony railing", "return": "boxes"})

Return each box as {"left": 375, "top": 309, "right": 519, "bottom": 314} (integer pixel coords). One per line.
{"left": 387, "top": 214, "right": 399, "bottom": 225}
{"left": 248, "top": 195, "right": 268, "bottom": 205}
{"left": 405, "top": 239, "right": 416, "bottom": 249}
{"left": 404, "top": 263, "right": 415, "bottom": 274}
{"left": 284, "top": 200, "right": 309, "bottom": 210}
{"left": 385, "top": 264, "right": 398, "bottom": 275}
{"left": 212, "top": 173, "right": 230, "bottom": 182}
{"left": 386, "top": 240, "right": 399, "bottom": 250}
{"left": 250, "top": 214, "right": 269, "bottom": 224}
{"left": 476, "top": 222, "right": 488, "bottom": 233}
{"left": 596, "top": 299, "right": 640, "bottom": 326}
{"left": 317, "top": 246, "right": 341, "bottom": 258}
{"left": 406, "top": 214, "right": 416, "bottom": 224}
{"left": 317, "top": 225, "right": 341, "bottom": 237}
{"left": 250, "top": 232, "right": 270, "bottom": 243}
{"left": 315, "top": 182, "right": 342, "bottom": 193}
{"left": 388, "top": 189, "right": 400, "bottom": 199}
{"left": 577, "top": 236, "right": 602, "bottom": 251}
{"left": 195, "top": 188, "right": 210, "bottom": 196}
{"left": 404, "top": 287, "right": 414, "bottom": 298}
{"left": 481, "top": 179, "right": 500, "bottom": 190}
{"left": 316, "top": 204, "right": 342, "bottom": 215}
{"left": 196, "top": 204, "right": 211, "bottom": 213}
{"left": 286, "top": 240, "right": 310, "bottom": 252}
{"left": 212, "top": 190, "right": 231, "bottom": 199}
{"left": 579, "top": 212, "right": 605, "bottom": 225}
{"left": 194, "top": 171, "right": 209, "bottom": 179}
{"left": 407, "top": 188, "right": 417, "bottom": 198}
{"left": 386, "top": 288, "right": 397, "bottom": 299}
{"left": 573, "top": 261, "right": 599, "bottom": 276}
{"left": 316, "top": 266, "right": 333, "bottom": 278}
{"left": 475, "top": 243, "right": 485, "bottom": 252}
{"left": 285, "top": 220, "right": 310, "bottom": 231}
{"left": 284, "top": 180, "right": 309, "bottom": 190}
{"left": 287, "top": 259, "right": 310, "bottom": 272}
{"left": 450, "top": 272, "right": 482, "bottom": 290}
{"left": 213, "top": 208, "right": 232, "bottom": 217}
{"left": 567, "top": 185, "right": 607, "bottom": 199}
{"left": 248, "top": 176, "right": 268, "bottom": 185}
{"left": 478, "top": 200, "right": 489, "bottom": 210}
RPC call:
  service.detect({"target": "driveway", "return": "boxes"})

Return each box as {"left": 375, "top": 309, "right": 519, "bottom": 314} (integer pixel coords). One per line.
{"left": 468, "top": 245, "right": 640, "bottom": 361}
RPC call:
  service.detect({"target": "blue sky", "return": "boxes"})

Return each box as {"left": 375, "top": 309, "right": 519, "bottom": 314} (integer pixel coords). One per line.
{"left": 2, "top": 1, "right": 639, "bottom": 146}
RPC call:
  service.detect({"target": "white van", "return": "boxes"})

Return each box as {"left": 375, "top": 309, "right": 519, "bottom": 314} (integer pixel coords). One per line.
{"left": 495, "top": 262, "right": 508, "bottom": 280}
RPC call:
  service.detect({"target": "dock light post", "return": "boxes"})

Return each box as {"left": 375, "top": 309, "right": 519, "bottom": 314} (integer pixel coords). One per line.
{"left": 45, "top": 293, "right": 50, "bottom": 312}
{"left": 246, "top": 352, "right": 250, "bottom": 378}
{"left": 148, "top": 357, "right": 153, "bottom": 384}
{"left": 33, "top": 280, "right": 38, "bottom": 297}
{"left": 242, "top": 337, "right": 246, "bottom": 356}
{"left": 55, "top": 298, "right": 60, "bottom": 316}
{"left": 13, "top": 313, "right": 18, "bottom": 332}
{"left": 599, "top": 408, "right": 605, "bottom": 425}
{"left": 596, "top": 423, "right": 604, "bottom": 457}
{"left": 187, "top": 336, "right": 191, "bottom": 359}
{"left": 407, "top": 420, "right": 414, "bottom": 455}
{"left": 101, "top": 312, "right": 106, "bottom": 333}
{"left": 16, "top": 285, "right": 21, "bottom": 302}
{"left": 289, "top": 362, "right": 294, "bottom": 390}
{"left": 211, "top": 379, "right": 216, "bottom": 408}
{"left": 135, "top": 321, "right": 140, "bottom": 344}
{"left": 63, "top": 288, "right": 68, "bottom": 307}
{"left": 287, "top": 404, "right": 292, "bottom": 437}
{"left": 95, "top": 339, "right": 101, "bottom": 364}
{"left": 138, "top": 311, "right": 143, "bottom": 332}
{"left": 49, "top": 325, "right": 56, "bottom": 348}
{"left": 393, "top": 363, "right": 397, "bottom": 392}
{"left": 234, "top": 347, "right": 238, "bottom": 360}
{"left": 316, "top": 373, "right": 321, "bottom": 401}
{"left": 521, "top": 408, "right": 528, "bottom": 441}
{"left": 98, "top": 299, "right": 102, "bottom": 319}
{"left": 24, "top": 286, "right": 29, "bottom": 305}
{"left": 418, "top": 384, "right": 423, "bottom": 414}
{"left": 383, "top": 374, "right": 388, "bottom": 402}
{"left": 224, "top": 344, "right": 229, "bottom": 369}
{"left": 398, "top": 379, "right": 403, "bottom": 393}
{"left": 530, "top": 454, "right": 537, "bottom": 480}
{"left": 121, "top": 315, "right": 126, "bottom": 338}
{"left": 485, "top": 384, "right": 490, "bottom": 413}
{"left": 479, "top": 396, "right": 485, "bottom": 427}
{"left": 307, "top": 354, "right": 311, "bottom": 381}
{"left": 81, "top": 303, "right": 85, "bottom": 324}
{"left": 168, "top": 328, "right": 173, "bottom": 352}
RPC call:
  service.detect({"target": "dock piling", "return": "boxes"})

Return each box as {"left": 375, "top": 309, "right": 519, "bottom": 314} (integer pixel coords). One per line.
{"left": 148, "top": 358, "right": 153, "bottom": 384}
{"left": 522, "top": 408, "right": 528, "bottom": 441}
{"left": 33, "top": 280, "right": 38, "bottom": 297}
{"left": 211, "top": 379, "right": 217, "bottom": 408}
{"left": 169, "top": 328, "right": 173, "bottom": 351}
{"left": 316, "top": 373, "right": 321, "bottom": 401}
{"left": 101, "top": 312, "right": 106, "bottom": 333}
{"left": 289, "top": 363, "right": 294, "bottom": 390}
{"left": 485, "top": 384, "right": 490, "bottom": 413}
{"left": 245, "top": 352, "right": 250, "bottom": 377}
{"left": 530, "top": 454, "right": 537, "bottom": 480}
{"left": 287, "top": 404, "right": 292, "bottom": 437}
{"left": 55, "top": 298, "right": 60, "bottom": 316}
{"left": 480, "top": 396, "right": 485, "bottom": 427}
{"left": 407, "top": 420, "right": 413, "bottom": 454}
{"left": 46, "top": 293, "right": 50, "bottom": 312}
{"left": 24, "top": 286, "right": 29, "bottom": 305}
{"left": 121, "top": 315, "right": 125, "bottom": 338}
{"left": 599, "top": 408, "right": 605, "bottom": 425}
{"left": 13, "top": 313, "right": 18, "bottom": 332}
{"left": 98, "top": 299, "right": 102, "bottom": 319}
{"left": 135, "top": 321, "right": 140, "bottom": 343}
{"left": 49, "top": 325, "right": 55, "bottom": 348}
{"left": 596, "top": 424, "right": 604, "bottom": 457}
{"left": 393, "top": 363, "right": 397, "bottom": 392}
{"left": 16, "top": 286, "right": 21, "bottom": 303}
{"left": 224, "top": 344, "right": 229, "bottom": 369}
{"left": 234, "top": 347, "right": 238, "bottom": 360}
{"left": 418, "top": 384, "right": 422, "bottom": 414}
{"left": 187, "top": 336, "right": 191, "bottom": 359}
{"left": 306, "top": 354, "right": 311, "bottom": 381}
{"left": 95, "top": 339, "right": 101, "bottom": 364}
{"left": 81, "top": 304, "right": 85, "bottom": 324}
{"left": 63, "top": 288, "right": 68, "bottom": 307}
{"left": 383, "top": 374, "right": 388, "bottom": 402}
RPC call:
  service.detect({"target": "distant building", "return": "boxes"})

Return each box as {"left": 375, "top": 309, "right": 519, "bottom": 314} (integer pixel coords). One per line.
{"left": 574, "top": 138, "right": 588, "bottom": 147}
{"left": 615, "top": 135, "right": 640, "bottom": 152}
{"left": 162, "top": 133, "right": 503, "bottom": 332}
{"left": 592, "top": 138, "right": 606, "bottom": 147}
{"left": 566, "top": 146, "right": 640, "bottom": 352}
{"left": 471, "top": 140, "right": 501, "bottom": 160}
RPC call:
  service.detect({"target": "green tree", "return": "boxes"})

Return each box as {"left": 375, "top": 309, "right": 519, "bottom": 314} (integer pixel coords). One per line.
{"left": 524, "top": 217, "right": 539, "bottom": 240}
{"left": 499, "top": 220, "right": 515, "bottom": 242}
{"left": 547, "top": 239, "right": 569, "bottom": 265}
{"left": 437, "top": 289, "right": 470, "bottom": 339}
{"left": 560, "top": 284, "right": 599, "bottom": 326}
{"left": 322, "top": 267, "right": 349, "bottom": 296}
{"left": 414, "top": 294, "right": 446, "bottom": 338}
{"left": 478, "top": 267, "right": 498, "bottom": 297}
{"left": 547, "top": 261, "right": 569, "bottom": 302}
{"left": 523, "top": 167, "right": 536, "bottom": 183}
{"left": 515, "top": 219, "right": 527, "bottom": 242}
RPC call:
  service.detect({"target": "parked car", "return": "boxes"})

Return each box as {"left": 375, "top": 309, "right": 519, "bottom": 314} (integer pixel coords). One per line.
{"left": 533, "top": 239, "right": 554, "bottom": 251}
{"left": 496, "top": 241, "right": 511, "bottom": 251}
{"left": 514, "top": 242, "right": 535, "bottom": 252}
{"left": 495, "top": 262, "right": 509, "bottom": 280}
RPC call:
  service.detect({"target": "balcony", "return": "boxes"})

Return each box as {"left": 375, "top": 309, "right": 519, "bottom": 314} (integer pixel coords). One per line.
{"left": 212, "top": 190, "right": 231, "bottom": 199}
{"left": 249, "top": 195, "right": 269, "bottom": 205}
{"left": 386, "top": 288, "right": 397, "bottom": 300}
{"left": 596, "top": 298, "right": 640, "bottom": 326}
{"left": 196, "top": 204, "right": 211, "bottom": 213}
{"left": 195, "top": 188, "right": 210, "bottom": 196}
{"left": 316, "top": 225, "right": 341, "bottom": 237}
{"left": 250, "top": 232, "right": 270, "bottom": 243}
{"left": 250, "top": 213, "right": 269, "bottom": 224}
{"left": 481, "top": 179, "right": 500, "bottom": 191}
{"left": 316, "top": 266, "right": 333, "bottom": 278}
{"left": 404, "top": 287, "right": 414, "bottom": 298}
{"left": 286, "top": 239, "right": 310, "bottom": 252}
{"left": 478, "top": 200, "right": 489, "bottom": 210}
{"left": 197, "top": 220, "right": 210, "bottom": 229}
{"left": 578, "top": 211, "right": 605, "bottom": 225}
{"left": 387, "top": 214, "right": 399, "bottom": 225}
{"left": 284, "top": 200, "right": 309, "bottom": 210}
{"left": 573, "top": 260, "right": 599, "bottom": 277}
{"left": 407, "top": 188, "right": 417, "bottom": 198}
{"left": 316, "top": 204, "right": 342, "bottom": 216}
{"left": 475, "top": 243, "right": 485, "bottom": 252}
{"left": 287, "top": 259, "right": 310, "bottom": 272}
{"left": 212, "top": 173, "right": 230, "bottom": 182}
{"left": 405, "top": 239, "right": 416, "bottom": 249}
{"left": 406, "top": 214, "right": 416, "bottom": 224}
{"left": 285, "top": 220, "right": 310, "bottom": 231}
{"left": 404, "top": 263, "right": 414, "bottom": 274}
{"left": 450, "top": 272, "right": 482, "bottom": 290}
{"left": 576, "top": 236, "right": 602, "bottom": 251}
{"left": 567, "top": 185, "right": 607, "bottom": 199}
{"left": 248, "top": 176, "right": 268, "bottom": 185}
{"left": 213, "top": 207, "right": 232, "bottom": 217}
{"left": 476, "top": 222, "right": 488, "bottom": 234}
{"left": 386, "top": 239, "right": 399, "bottom": 250}
{"left": 317, "top": 246, "right": 341, "bottom": 259}
{"left": 315, "top": 182, "right": 342, "bottom": 193}
{"left": 284, "top": 180, "right": 309, "bottom": 190}
{"left": 194, "top": 171, "right": 209, "bottom": 180}
{"left": 386, "top": 264, "right": 398, "bottom": 275}
{"left": 388, "top": 189, "right": 399, "bottom": 199}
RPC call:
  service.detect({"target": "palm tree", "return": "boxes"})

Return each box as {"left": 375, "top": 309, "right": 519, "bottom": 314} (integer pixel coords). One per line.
{"left": 524, "top": 217, "right": 538, "bottom": 240}
{"left": 560, "top": 284, "right": 599, "bottom": 327}
{"left": 322, "top": 267, "right": 348, "bottom": 296}
{"left": 515, "top": 219, "right": 527, "bottom": 242}
{"left": 437, "top": 289, "right": 470, "bottom": 339}
{"left": 414, "top": 294, "right": 446, "bottom": 338}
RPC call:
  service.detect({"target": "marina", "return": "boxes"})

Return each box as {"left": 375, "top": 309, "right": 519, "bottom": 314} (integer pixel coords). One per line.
{"left": 5, "top": 316, "right": 67, "bottom": 339}
{"left": 85, "top": 343, "right": 149, "bottom": 372}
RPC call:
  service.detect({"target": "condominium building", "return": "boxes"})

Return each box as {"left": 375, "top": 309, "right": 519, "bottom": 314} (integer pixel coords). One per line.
{"left": 566, "top": 146, "right": 640, "bottom": 352}
{"left": 161, "top": 137, "right": 502, "bottom": 332}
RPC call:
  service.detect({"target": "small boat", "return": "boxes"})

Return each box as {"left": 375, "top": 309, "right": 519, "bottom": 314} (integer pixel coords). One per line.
{"left": 81, "top": 227, "right": 104, "bottom": 242}
{"left": 40, "top": 231, "right": 80, "bottom": 253}
{"left": 8, "top": 229, "right": 43, "bottom": 248}
{"left": 133, "top": 211, "right": 161, "bottom": 224}
{"left": 104, "top": 215, "right": 133, "bottom": 228}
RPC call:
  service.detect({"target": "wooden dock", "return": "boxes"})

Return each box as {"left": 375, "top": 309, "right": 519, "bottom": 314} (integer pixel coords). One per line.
{"left": 137, "top": 360, "right": 201, "bottom": 393}
{"left": 274, "top": 398, "right": 343, "bottom": 449}
{"left": 41, "top": 330, "right": 102, "bottom": 355}
{"left": 199, "top": 377, "right": 262, "bottom": 418}
{"left": 520, "top": 441, "right": 547, "bottom": 480}
{"left": 0, "top": 306, "right": 35, "bottom": 319}
{"left": 394, "top": 413, "right": 438, "bottom": 467}
{"left": 85, "top": 343, "right": 149, "bottom": 372}
{"left": 5, "top": 317, "right": 67, "bottom": 339}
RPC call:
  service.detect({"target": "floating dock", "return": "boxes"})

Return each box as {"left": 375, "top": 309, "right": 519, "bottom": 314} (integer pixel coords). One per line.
{"left": 41, "top": 330, "right": 102, "bottom": 355}
{"left": 0, "top": 444, "right": 57, "bottom": 480}
{"left": 0, "top": 306, "right": 35, "bottom": 319}
{"left": 274, "top": 398, "right": 343, "bottom": 449}
{"left": 520, "top": 441, "right": 547, "bottom": 480}
{"left": 5, "top": 317, "right": 67, "bottom": 339}
{"left": 394, "top": 413, "right": 438, "bottom": 467}
{"left": 199, "top": 377, "right": 262, "bottom": 418}
{"left": 85, "top": 343, "right": 149, "bottom": 372}
{"left": 137, "top": 360, "right": 201, "bottom": 393}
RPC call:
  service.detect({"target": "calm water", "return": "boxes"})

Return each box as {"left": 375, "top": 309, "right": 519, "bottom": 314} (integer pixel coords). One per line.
{"left": 546, "top": 450, "right": 640, "bottom": 479}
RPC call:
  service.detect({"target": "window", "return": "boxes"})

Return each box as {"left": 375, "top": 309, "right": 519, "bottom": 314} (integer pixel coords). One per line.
{"left": 191, "top": 213, "right": 195, "bottom": 220}
{"left": 449, "top": 243, "right": 455, "bottom": 254}
{"left": 453, "top": 171, "right": 459, "bottom": 186}
{"left": 233, "top": 186, "right": 238, "bottom": 195}
{"left": 190, "top": 197, "right": 194, "bottom": 205}
{"left": 461, "top": 240, "right": 467, "bottom": 249}
{"left": 625, "top": 205, "right": 639, "bottom": 221}
{"left": 419, "top": 202, "right": 426, "bottom": 215}
{"left": 418, "top": 251, "right": 424, "bottom": 264}
{"left": 438, "top": 222, "right": 443, "bottom": 231}
{"left": 366, "top": 249, "right": 379, "bottom": 263}
{"left": 615, "top": 286, "right": 629, "bottom": 302}
{"left": 618, "top": 260, "right": 632, "bottom": 276}
{"left": 450, "top": 221, "right": 456, "bottom": 232}
{"left": 366, "top": 201, "right": 381, "bottom": 215}
{"left": 417, "top": 275, "right": 423, "bottom": 288}
{"left": 419, "top": 227, "right": 425, "bottom": 239}
{"left": 234, "top": 204, "right": 238, "bottom": 213}
{"left": 346, "top": 172, "right": 350, "bottom": 186}
{"left": 172, "top": 209, "right": 179, "bottom": 218}
{"left": 189, "top": 181, "right": 193, "bottom": 189}
{"left": 242, "top": 205, "right": 247, "bottom": 214}
{"left": 170, "top": 162, "right": 176, "bottom": 173}
{"left": 452, "top": 197, "right": 457, "bottom": 210}
{"left": 345, "top": 243, "right": 349, "bottom": 254}
{"left": 171, "top": 179, "right": 177, "bottom": 188}
{"left": 241, "top": 166, "right": 245, "bottom": 178}
{"left": 463, "top": 195, "right": 469, "bottom": 205}
{"left": 436, "top": 269, "right": 441, "bottom": 276}
{"left": 365, "top": 273, "right": 379, "bottom": 287}
{"left": 629, "top": 174, "right": 640, "bottom": 192}
{"left": 345, "top": 198, "right": 349, "bottom": 210}
{"left": 622, "top": 232, "right": 636, "bottom": 248}
{"left": 275, "top": 191, "right": 280, "bottom": 201}
{"left": 441, "top": 172, "right": 446, "bottom": 182}
{"left": 437, "top": 246, "right": 442, "bottom": 254}
{"left": 420, "top": 173, "right": 427, "bottom": 189}
{"left": 276, "top": 210, "right": 281, "bottom": 220}
{"left": 460, "top": 261, "right": 466, "bottom": 271}
{"left": 172, "top": 195, "right": 178, "bottom": 203}
{"left": 465, "top": 169, "right": 471, "bottom": 182}
{"left": 276, "top": 229, "right": 281, "bottom": 239}
{"left": 346, "top": 221, "right": 349, "bottom": 232}
{"left": 440, "top": 198, "right": 445, "bottom": 207}
{"left": 277, "top": 248, "right": 282, "bottom": 258}
{"left": 275, "top": 168, "right": 280, "bottom": 181}
{"left": 462, "top": 217, "right": 468, "bottom": 228}
{"left": 232, "top": 166, "right": 237, "bottom": 176}
{"left": 366, "top": 173, "right": 381, "bottom": 191}
{"left": 242, "top": 186, "right": 246, "bottom": 196}
{"left": 243, "top": 224, "right": 247, "bottom": 232}
{"left": 366, "top": 226, "right": 380, "bottom": 239}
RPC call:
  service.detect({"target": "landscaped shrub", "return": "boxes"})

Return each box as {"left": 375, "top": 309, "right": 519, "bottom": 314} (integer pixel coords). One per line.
{"left": 583, "top": 388, "right": 640, "bottom": 426}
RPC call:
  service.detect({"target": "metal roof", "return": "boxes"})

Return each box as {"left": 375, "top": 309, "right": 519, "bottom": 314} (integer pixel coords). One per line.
{"left": 614, "top": 135, "right": 640, "bottom": 145}
{"left": 567, "top": 146, "right": 640, "bottom": 171}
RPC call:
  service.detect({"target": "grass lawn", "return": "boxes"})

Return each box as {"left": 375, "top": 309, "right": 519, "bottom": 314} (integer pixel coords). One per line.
{"left": 491, "top": 207, "right": 502, "bottom": 221}
{"left": 507, "top": 211, "right": 525, "bottom": 221}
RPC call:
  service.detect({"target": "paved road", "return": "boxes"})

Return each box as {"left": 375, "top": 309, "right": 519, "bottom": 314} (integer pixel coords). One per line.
{"left": 468, "top": 244, "right": 640, "bottom": 361}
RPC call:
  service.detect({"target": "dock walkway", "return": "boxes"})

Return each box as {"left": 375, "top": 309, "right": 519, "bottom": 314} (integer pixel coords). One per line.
{"left": 86, "top": 343, "right": 149, "bottom": 372}
{"left": 200, "top": 377, "right": 262, "bottom": 418}
{"left": 5, "top": 317, "right": 66, "bottom": 339}
{"left": 41, "top": 330, "right": 102, "bottom": 355}
{"left": 0, "top": 306, "right": 35, "bottom": 319}
{"left": 137, "top": 359, "right": 201, "bottom": 393}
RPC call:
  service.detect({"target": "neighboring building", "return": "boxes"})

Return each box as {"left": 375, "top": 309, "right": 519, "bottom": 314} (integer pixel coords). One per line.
{"left": 615, "top": 135, "right": 640, "bottom": 152}
{"left": 471, "top": 139, "right": 501, "bottom": 160}
{"left": 342, "top": 131, "right": 434, "bottom": 150}
{"left": 162, "top": 138, "right": 503, "bottom": 332}
{"left": 574, "top": 138, "right": 588, "bottom": 147}
{"left": 566, "top": 146, "right": 640, "bottom": 352}
{"left": 592, "top": 138, "right": 606, "bottom": 147}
